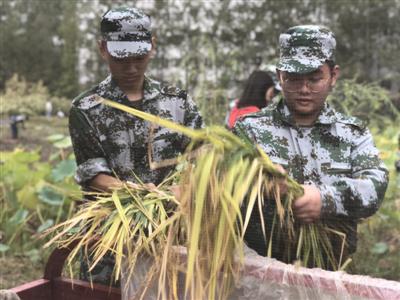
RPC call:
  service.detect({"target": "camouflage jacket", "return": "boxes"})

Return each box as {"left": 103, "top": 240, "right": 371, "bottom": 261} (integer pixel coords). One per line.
{"left": 234, "top": 97, "right": 388, "bottom": 258}
{"left": 235, "top": 97, "right": 388, "bottom": 219}
{"left": 69, "top": 75, "right": 203, "bottom": 187}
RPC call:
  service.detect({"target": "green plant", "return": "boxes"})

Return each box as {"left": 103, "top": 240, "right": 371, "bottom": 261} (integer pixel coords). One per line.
{"left": 351, "top": 124, "right": 400, "bottom": 280}
{"left": 0, "top": 135, "right": 80, "bottom": 259}
{"left": 328, "top": 79, "right": 399, "bottom": 131}
{"left": 0, "top": 74, "right": 71, "bottom": 116}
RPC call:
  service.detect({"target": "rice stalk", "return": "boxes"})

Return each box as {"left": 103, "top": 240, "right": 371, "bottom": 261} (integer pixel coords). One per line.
{"left": 44, "top": 98, "right": 348, "bottom": 300}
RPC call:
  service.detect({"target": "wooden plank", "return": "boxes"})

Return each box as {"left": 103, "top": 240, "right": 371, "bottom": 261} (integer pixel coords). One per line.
{"left": 52, "top": 277, "right": 121, "bottom": 300}
{"left": 44, "top": 242, "right": 79, "bottom": 280}
{"left": 10, "top": 279, "right": 52, "bottom": 300}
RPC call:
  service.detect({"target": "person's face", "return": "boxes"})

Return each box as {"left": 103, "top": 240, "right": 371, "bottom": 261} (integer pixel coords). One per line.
{"left": 277, "top": 63, "right": 339, "bottom": 124}
{"left": 98, "top": 38, "right": 156, "bottom": 85}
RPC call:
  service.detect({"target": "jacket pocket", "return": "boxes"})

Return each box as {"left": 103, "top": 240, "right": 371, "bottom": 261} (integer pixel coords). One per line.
{"left": 322, "top": 161, "right": 352, "bottom": 175}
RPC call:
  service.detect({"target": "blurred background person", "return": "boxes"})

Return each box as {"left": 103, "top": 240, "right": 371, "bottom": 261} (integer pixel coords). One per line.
{"left": 8, "top": 113, "right": 27, "bottom": 139}
{"left": 226, "top": 70, "right": 280, "bottom": 129}
{"left": 45, "top": 100, "right": 53, "bottom": 119}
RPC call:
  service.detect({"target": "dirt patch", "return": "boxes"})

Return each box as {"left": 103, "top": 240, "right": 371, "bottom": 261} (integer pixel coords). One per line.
{"left": 0, "top": 256, "right": 44, "bottom": 289}
{"left": 0, "top": 116, "right": 69, "bottom": 160}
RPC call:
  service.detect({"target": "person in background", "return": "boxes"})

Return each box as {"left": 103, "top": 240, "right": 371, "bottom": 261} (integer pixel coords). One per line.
{"left": 9, "top": 114, "right": 18, "bottom": 139}
{"left": 68, "top": 7, "right": 203, "bottom": 287}
{"left": 45, "top": 101, "right": 53, "bottom": 118}
{"left": 15, "top": 114, "right": 26, "bottom": 128}
{"left": 235, "top": 25, "right": 388, "bottom": 269}
{"left": 226, "top": 70, "right": 280, "bottom": 129}
{"left": 9, "top": 113, "right": 27, "bottom": 139}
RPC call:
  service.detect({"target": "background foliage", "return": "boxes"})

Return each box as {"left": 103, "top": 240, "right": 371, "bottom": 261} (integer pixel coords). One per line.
{"left": 1, "top": 75, "right": 71, "bottom": 116}
{"left": 328, "top": 78, "right": 399, "bottom": 130}
{"left": 0, "top": 135, "right": 79, "bottom": 258}
{"left": 351, "top": 125, "right": 400, "bottom": 280}
{"left": 1, "top": 0, "right": 399, "bottom": 119}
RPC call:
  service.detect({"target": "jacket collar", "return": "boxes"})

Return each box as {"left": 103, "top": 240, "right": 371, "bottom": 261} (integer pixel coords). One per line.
{"left": 96, "top": 75, "right": 160, "bottom": 105}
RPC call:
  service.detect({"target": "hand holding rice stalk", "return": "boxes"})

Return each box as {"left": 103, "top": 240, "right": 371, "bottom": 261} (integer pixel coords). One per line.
{"left": 44, "top": 98, "right": 348, "bottom": 300}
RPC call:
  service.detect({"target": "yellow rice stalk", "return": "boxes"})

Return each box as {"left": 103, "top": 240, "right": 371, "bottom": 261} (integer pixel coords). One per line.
{"left": 44, "top": 98, "right": 347, "bottom": 300}
{"left": 44, "top": 179, "right": 178, "bottom": 283}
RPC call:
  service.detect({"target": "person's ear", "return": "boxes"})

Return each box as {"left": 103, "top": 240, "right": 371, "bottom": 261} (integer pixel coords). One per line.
{"left": 98, "top": 40, "right": 107, "bottom": 59}
{"left": 276, "top": 69, "right": 283, "bottom": 83}
{"left": 149, "top": 36, "right": 157, "bottom": 58}
{"left": 265, "top": 86, "right": 275, "bottom": 103}
{"left": 330, "top": 65, "right": 340, "bottom": 88}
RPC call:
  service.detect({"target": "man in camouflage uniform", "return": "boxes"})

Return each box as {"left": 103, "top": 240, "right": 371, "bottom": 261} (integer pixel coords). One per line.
{"left": 69, "top": 7, "right": 203, "bottom": 285}
{"left": 235, "top": 25, "right": 388, "bottom": 269}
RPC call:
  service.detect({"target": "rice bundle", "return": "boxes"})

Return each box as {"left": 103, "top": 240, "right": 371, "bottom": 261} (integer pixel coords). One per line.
{"left": 44, "top": 99, "right": 347, "bottom": 300}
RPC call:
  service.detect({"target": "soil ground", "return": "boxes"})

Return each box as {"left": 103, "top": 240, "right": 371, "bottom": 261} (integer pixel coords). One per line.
{"left": 0, "top": 115, "right": 69, "bottom": 156}
{"left": 0, "top": 256, "right": 43, "bottom": 289}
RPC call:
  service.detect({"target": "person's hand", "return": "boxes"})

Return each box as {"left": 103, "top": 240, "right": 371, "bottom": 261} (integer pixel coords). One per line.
{"left": 90, "top": 173, "right": 124, "bottom": 192}
{"left": 292, "top": 184, "right": 322, "bottom": 224}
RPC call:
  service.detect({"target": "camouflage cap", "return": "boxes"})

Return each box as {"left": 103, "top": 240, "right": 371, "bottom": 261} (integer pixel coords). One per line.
{"left": 101, "top": 7, "right": 152, "bottom": 58}
{"left": 276, "top": 25, "right": 336, "bottom": 74}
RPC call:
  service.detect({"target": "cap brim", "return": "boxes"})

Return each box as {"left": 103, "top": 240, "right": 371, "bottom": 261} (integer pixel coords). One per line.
{"left": 276, "top": 58, "right": 324, "bottom": 74}
{"left": 107, "top": 41, "right": 151, "bottom": 58}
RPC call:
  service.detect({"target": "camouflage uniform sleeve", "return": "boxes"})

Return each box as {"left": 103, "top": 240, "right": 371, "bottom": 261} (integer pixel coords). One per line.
{"left": 232, "top": 120, "right": 257, "bottom": 146}
{"left": 319, "top": 128, "right": 389, "bottom": 219}
{"left": 178, "top": 93, "right": 204, "bottom": 150}
{"left": 184, "top": 94, "right": 204, "bottom": 129}
{"left": 69, "top": 106, "right": 112, "bottom": 185}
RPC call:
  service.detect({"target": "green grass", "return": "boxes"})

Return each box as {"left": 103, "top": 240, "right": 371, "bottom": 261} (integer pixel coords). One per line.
{"left": 351, "top": 126, "right": 400, "bottom": 280}
{"left": 0, "top": 256, "right": 43, "bottom": 289}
